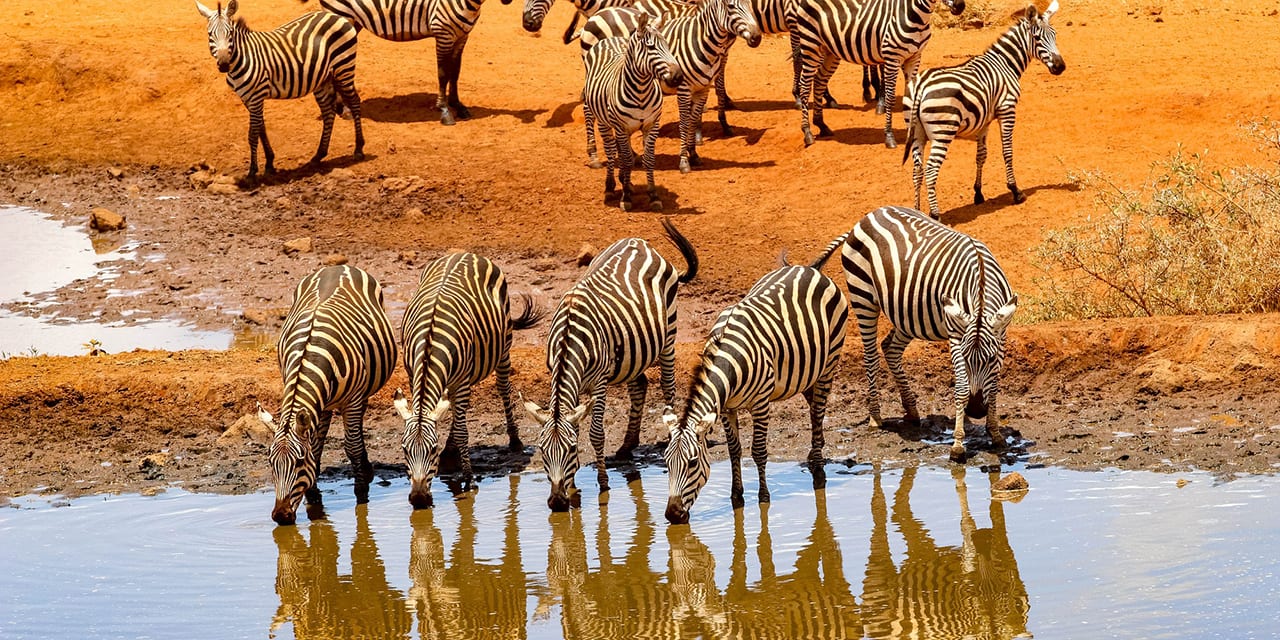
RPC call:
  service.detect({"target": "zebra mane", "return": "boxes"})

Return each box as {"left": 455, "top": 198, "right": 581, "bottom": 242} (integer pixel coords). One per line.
{"left": 678, "top": 327, "right": 725, "bottom": 426}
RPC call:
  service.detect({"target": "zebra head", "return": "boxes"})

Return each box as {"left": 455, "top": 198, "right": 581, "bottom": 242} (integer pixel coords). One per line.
{"left": 663, "top": 409, "right": 713, "bottom": 525}
{"left": 1028, "top": 1, "right": 1066, "bottom": 76}
{"left": 521, "top": 0, "right": 553, "bottom": 33}
{"left": 524, "top": 398, "right": 590, "bottom": 511}
{"left": 393, "top": 389, "right": 451, "bottom": 510}
{"left": 196, "top": 0, "right": 239, "bottom": 73}
{"left": 941, "top": 294, "right": 1018, "bottom": 422}
{"left": 632, "top": 12, "right": 685, "bottom": 87}
{"left": 938, "top": 0, "right": 966, "bottom": 16}
{"left": 722, "top": 0, "right": 763, "bottom": 48}
{"left": 259, "top": 402, "right": 320, "bottom": 526}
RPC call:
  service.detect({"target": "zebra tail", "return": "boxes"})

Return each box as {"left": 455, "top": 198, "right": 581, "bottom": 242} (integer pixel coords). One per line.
{"left": 777, "top": 249, "right": 791, "bottom": 267}
{"left": 562, "top": 13, "right": 581, "bottom": 45}
{"left": 662, "top": 218, "right": 700, "bottom": 284}
{"left": 902, "top": 99, "right": 922, "bottom": 166}
{"left": 510, "top": 292, "right": 547, "bottom": 331}
{"left": 809, "top": 231, "right": 852, "bottom": 270}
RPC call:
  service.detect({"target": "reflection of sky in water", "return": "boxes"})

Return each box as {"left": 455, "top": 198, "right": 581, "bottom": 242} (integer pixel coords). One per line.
{"left": 1, "top": 464, "right": 1277, "bottom": 639}
{"left": 0, "top": 205, "right": 131, "bottom": 303}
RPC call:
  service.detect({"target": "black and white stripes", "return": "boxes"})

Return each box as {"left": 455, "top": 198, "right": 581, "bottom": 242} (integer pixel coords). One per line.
{"left": 391, "top": 252, "right": 543, "bottom": 509}
{"left": 198, "top": 0, "right": 364, "bottom": 178}
{"left": 816, "top": 205, "right": 1018, "bottom": 461}
{"left": 259, "top": 265, "right": 398, "bottom": 525}
{"left": 904, "top": 2, "right": 1065, "bottom": 218}
{"left": 663, "top": 251, "right": 848, "bottom": 524}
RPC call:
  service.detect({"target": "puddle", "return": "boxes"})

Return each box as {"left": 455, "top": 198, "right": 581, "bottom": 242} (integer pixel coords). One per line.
{"left": 2, "top": 463, "right": 1277, "bottom": 639}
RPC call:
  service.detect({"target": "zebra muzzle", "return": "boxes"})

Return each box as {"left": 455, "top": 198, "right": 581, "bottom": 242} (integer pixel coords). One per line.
{"left": 271, "top": 502, "right": 298, "bottom": 526}
{"left": 665, "top": 499, "right": 690, "bottom": 525}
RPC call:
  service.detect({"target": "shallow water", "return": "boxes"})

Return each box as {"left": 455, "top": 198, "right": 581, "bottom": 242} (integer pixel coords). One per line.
{"left": 1, "top": 463, "right": 1277, "bottom": 640}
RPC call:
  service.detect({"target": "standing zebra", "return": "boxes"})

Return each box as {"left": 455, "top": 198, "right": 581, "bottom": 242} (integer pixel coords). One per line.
{"left": 257, "top": 265, "right": 398, "bottom": 526}
{"left": 581, "top": 12, "right": 684, "bottom": 211}
{"left": 580, "top": 0, "right": 762, "bottom": 173}
{"left": 391, "top": 253, "right": 545, "bottom": 509}
{"left": 520, "top": 0, "right": 629, "bottom": 42}
{"left": 815, "top": 206, "right": 1018, "bottom": 461}
{"left": 301, "top": 0, "right": 513, "bottom": 126}
{"left": 198, "top": 0, "right": 364, "bottom": 180}
{"left": 663, "top": 252, "right": 848, "bottom": 524}
{"left": 523, "top": 219, "right": 698, "bottom": 511}
{"left": 788, "top": 0, "right": 965, "bottom": 147}
{"left": 904, "top": 2, "right": 1065, "bottom": 219}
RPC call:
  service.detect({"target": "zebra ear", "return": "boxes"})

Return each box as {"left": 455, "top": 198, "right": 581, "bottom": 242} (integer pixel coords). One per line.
{"left": 295, "top": 411, "right": 314, "bottom": 436}
{"left": 1044, "top": 0, "right": 1058, "bottom": 21}
{"left": 941, "top": 295, "right": 973, "bottom": 329}
{"left": 566, "top": 402, "right": 590, "bottom": 426}
{"left": 521, "top": 395, "right": 551, "bottom": 425}
{"left": 393, "top": 388, "right": 413, "bottom": 421}
{"left": 427, "top": 399, "right": 452, "bottom": 423}
{"left": 663, "top": 409, "right": 680, "bottom": 435}
{"left": 636, "top": 11, "right": 650, "bottom": 31}
{"left": 257, "top": 402, "right": 275, "bottom": 427}
{"left": 1025, "top": 4, "right": 1039, "bottom": 20}
{"left": 694, "top": 413, "right": 717, "bottom": 437}
{"left": 991, "top": 295, "right": 1019, "bottom": 332}
{"left": 196, "top": 1, "right": 216, "bottom": 19}
{"left": 225, "top": 0, "right": 238, "bottom": 17}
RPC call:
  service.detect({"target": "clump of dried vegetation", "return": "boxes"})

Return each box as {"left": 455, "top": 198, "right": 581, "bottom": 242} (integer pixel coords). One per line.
{"left": 1030, "top": 120, "right": 1280, "bottom": 321}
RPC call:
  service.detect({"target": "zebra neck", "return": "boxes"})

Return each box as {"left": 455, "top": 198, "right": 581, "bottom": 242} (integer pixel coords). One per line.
{"left": 410, "top": 361, "right": 449, "bottom": 417}
{"left": 909, "top": 0, "right": 936, "bottom": 19}
{"left": 695, "top": 6, "right": 733, "bottom": 51}
{"left": 983, "top": 22, "right": 1033, "bottom": 76}
{"left": 622, "top": 44, "right": 660, "bottom": 93}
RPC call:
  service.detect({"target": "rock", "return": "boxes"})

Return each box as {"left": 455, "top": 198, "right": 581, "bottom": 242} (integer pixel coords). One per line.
{"left": 140, "top": 486, "right": 167, "bottom": 497}
{"left": 126, "top": 184, "right": 141, "bottom": 199}
{"left": 206, "top": 182, "right": 241, "bottom": 196}
{"left": 405, "top": 207, "right": 424, "bottom": 217}
{"left": 328, "top": 167, "right": 355, "bottom": 180}
{"left": 107, "top": 167, "right": 124, "bottom": 180}
{"left": 140, "top": 453, "right": 170, "bottom": 480}
{"left": 241, "top": 309, "right": 271, "bottom": 325}
{"left": 397, "top": 250, "right": 418, "bottom": 264}
{"left": 576, "top": 243, "right": 598, "bottom": 267}
{"left": 283, "top": 237, "right": 314, "bottom": 255}
{"left": 274, "top": 196, "right": 294, "bottom": 209}
{"left": 992, "top": 472, "right": 1029, "bottom": 492}
{"left": 188, "top": 170, "right": 215, "bottom": 189}
{"left": 383, "top": 176, "right": 427, "bottom": 194}
{"left": 89, "top": 207, "right": 126, "bottom": 232}
{"left": 322, "top": 253, "right": 348, "bottom": 266}
{"left": 218, "top": 413, "right": 275, "bottom": 447}
{"left": 1176, "top": 478, "right": 1191, "bottom": 488}
{"left": 531, "top": 257, "right": 558, "bottom": 272}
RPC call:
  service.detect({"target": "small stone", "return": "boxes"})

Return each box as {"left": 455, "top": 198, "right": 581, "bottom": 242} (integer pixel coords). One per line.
{"left": 107, "top": 167, "right": 124, "bottom": 180}
{"left": 126, "top": 184, "right": 141, "bottom": 199}
{"left": 241, "top": 309, "right": 271, "bottom": 325}
{"left": 274, "top": 196, "right": 294, "bottom": 209}
{"left": 329, "top": 167, "right": 355, "bottom": 180}
{"left": 140, "top": 452, "right": 171, "bottom": 469}
{"left": 387, "top": 142, "right": 397, "bottom": 154}
{"left": 397, "top": 250, "right": 418, "bottom": 264}
{"left": 405, "top": 207, "right": 424, "bottom": 217}
{"left": 576, "top": 243, "right": 598, "bottom": 267}
{"left": 90, "top": 207, "right": 126, "bottom": 232}
{"left": 531, "top": 257, "right": 558, "bottom": 272}
{"left": 283, "top": 237, "right": 314, "bottom": 255}
{"left": 992, "top": 472, "right": 1029, "bottom": 492}
{"left": 206, "top": 182, "right": 241, "bottom": 196}
{"left": 1154, "top": 15, "right": 1164, "bottom": 22}
{"left": 322, "top": 253, "right": 348, "bottom": 266}
{"left": 140, "top": 486, "right": 167, "bottom": 497}
{"left": 218, "top": 413, "right": 275, "bottom": 447}
{"left": 1176, "top": 478, "right": 1190, "bottom": 488}
{"left": 188, "top": 170, "right": 215, "bottom": 189}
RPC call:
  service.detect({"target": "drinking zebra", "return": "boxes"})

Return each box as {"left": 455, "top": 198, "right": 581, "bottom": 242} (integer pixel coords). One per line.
{"left": 663, "top": 252, "right": 848, "bottom": 524}
{"left": 789, "top": 0, "right": 966, "bottom": 147}
{"left": 301, "top": 0, "right": 514, "bottom": 126}
{"left": 197, "top": 0, "right": 364, "bottom": 180}
{"left": 814, "top": 205, "right": 1018, "bottom": 461}
{"left": 579, "top": 0, "right": 762, "bottom": 173}
{"left": 391, "top": 253, "right": 545, "bottom": 509}
{"left": 581, "top": 12, "right": 684, "bottom": 211}
{"left": 904, "top": 2, "right": 1065, "bottom": 219}
{"left": 257, "top": 265, "right": 398, "bottom": 526}
{"left": 523, "top": 219, "right": 699, "bottom": 511}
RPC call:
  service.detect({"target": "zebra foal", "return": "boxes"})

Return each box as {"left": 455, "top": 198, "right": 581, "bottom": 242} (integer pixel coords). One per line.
{"left": 523, "top": 219, "right": 698, "bottom": 511}
{"left": 582, "top": 12, "right": 684, "bottom": 211}
{"left": 302, "top": 0, "right": 513, "bottom": 126}
{"left": 904, "top": 2, "right": 1066, "bottom": 219}
{"left": 789, "top": 0, "right": 965, "bottom": 148}
{"left": 815, "top": 206, "right": 1018, "bottom": 461}
{"left": 392, "top": 253, "right": 545, "bottom": 509}
{"left": 258, "top": 265, "right": 398, "bottom": 525}
{"left": 663, "top": 252, "right": 848, "bottom": 524}
{"left": 198, "top": 0, "right": 364, "bottom": 180}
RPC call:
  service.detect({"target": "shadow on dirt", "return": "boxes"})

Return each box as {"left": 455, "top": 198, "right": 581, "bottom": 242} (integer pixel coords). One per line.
{"left": 878, "top": 413, "right": 1033, "bottom": 465}
{"left": 238, "top": 153, "right": 374, "bottom": 189}
{"left": 362, "top": 92, "right": 544, "bottom": 124}
{"left": 942, "top": 181, "right": 1084, "bottom": 225}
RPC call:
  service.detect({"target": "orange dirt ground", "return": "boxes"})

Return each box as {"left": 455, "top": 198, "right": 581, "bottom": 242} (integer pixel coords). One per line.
{"left": 2, "top": 0, "right": 1279, "bottom": 500}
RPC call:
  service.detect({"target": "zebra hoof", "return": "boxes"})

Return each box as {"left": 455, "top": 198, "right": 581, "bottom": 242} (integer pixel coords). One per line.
{"left": 758, "top": 490, "right": 771, "bottom": 504}
{"left": 649, "top": 199, "right": 664, "bottom": 212}
{"left": 803, "top": 132, "right": 815, "bottom": 147}
{"left": 353, "top": 151, "right": 365, "bottom": 162}
{"left": 440, "top": 111, "right": 456, "bottom": 126}
{"left": 620, "top": 200, "right": 633, "bottom": 212}
{"left": 885, "top": 139, "right": 897, "bottom": 149}
{"left": 587, "top": 159, "right": 604, "bottom": 169}
{"left": 454, "top": 105, "right": 471, "bottom": 120}
{"left": 730, "top": 492, "right": 744, "bottom": 510}
{"left": 974, "top": 190, "right": 985, "bottom": 205}
{"left": 950, "top": 444, "right": 967, "bottom": 463}
{"left": 817, "top": 125, "right": 834, "bottom": 139}
{"left": 1011, "top": 190, "right": 1027, "bottom": 204}
{"left": 679, "top": 159, "right": 691, "bottom": 174}
{"left": 689, "top": 154, "right": 703, "bottom": 167}
{"left": 721, "top": 125, "right": 734, "bottom": 137}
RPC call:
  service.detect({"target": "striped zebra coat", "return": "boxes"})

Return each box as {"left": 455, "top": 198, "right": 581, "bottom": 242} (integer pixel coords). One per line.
{"left": 904, "top": 2, "right": 1065, "bottom": 219}
{"left": 581, "top": 13, "right": 684, "bottom": 211}
{"left": 788, "top": 0, "right": 965, "bottom": 147}
{"left": 523, "top": 219, "right": 698, "bottom": 511}
{"left": 520, "top": 0, "right": 629, "bottom": 42}
{"left": 579, "top": 0, "right": 762, "bottom": 173}
{"left": 391, "top": 253, "right": 544, "bottom": 509}
{"left": 663, "top": 254, "right": 848, "bottom": 524}
{"left": 198, "top": 1, "right": 364, "bottom": 180}
{"left": 301, "top": 0, "right": 513, "bottom": 125}
{"left": 815, "top": 206, "right": 1018, "bottom": 461}
{"left": 258, "top": 265, "right": 398, "bottom": 526}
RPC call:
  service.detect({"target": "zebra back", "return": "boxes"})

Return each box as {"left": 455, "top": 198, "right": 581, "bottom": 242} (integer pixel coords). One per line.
{"left": 306, "top": 0, "right": 494, "bottom": 41}
{"left": 789, "top": 0, "right": 961, "bottom": 66}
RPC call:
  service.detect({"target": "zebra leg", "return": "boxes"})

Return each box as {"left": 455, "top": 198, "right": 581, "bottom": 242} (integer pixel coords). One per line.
{"left": 950, "top": 349, "right": 972, "bottom": 462}
{"left": 677, "top": 89, "right": 696, "bottom": 174}
{"left": 880, "top": 60, "right": 903, "bottom": 148}
{"left": 912, "top": 137, "right": 926, "bottom": 211}
{"left": 853, "top": 300, "right": 885, "bottom": 428}
{"left": 811, "top": 54, "right": 840, "bottom": 139}
{"left": 616, "top": 374, "right": 646, "bottom": 459}
{"left": 310, "top": 83, "right": 339, "bottom": 166}
{"left": 449, "top": 387, "right": 474, "bottom": 490}
{"left": 341, "top": 400, "right": 375, "bottom": 504}
{"left": 617, "top": 128, "right": 636, "bottom": 212}
{"left": 584, "top": 97, "right": 603, "bottom": 169}
{"left": 601, "top": 126, "right": 618, "bottom": 199}
{"left": 924, "top": 134, "right": 954, "bottom": 220}
{"left": 245, "top": 101, "right": 264, "bottom": 179}
{"left": 448, "top": 36, "right": 471, "bottom": 120}
{"left": 882, "top": 329, "right": 920, "bottom": 423}
{"left": 588, "top": 388, "right": 610, "bottom": 493}
{"left": 802, "top": 380, "right": 832, "bottom": 492}
{"left": 643, "top": 119, "right": 662, "bottom": 212}
{"left": 689, "top": 90, "right": 709, "bottom": 162}
{"left": 862, "top": 66, "right": 873, "bottom": 103}
{"left": 750, "top": 403, "right": 771, "bottom": 503}
{"left": 795, "top": 47, "right": 820, "bottom": 147}
{"left": 658, "top": 336, "right": 677, "bottom": 409}
{"left": 985, "top": 387, "right": 1007, "bottom": 449}
{"left": 304, "top": 410, "right": 334, "bottom": 516}
{"left": 974, "top": 130, "right": 989, "bottom": 205}
{"left": 495, "top": 351, "right": 525, "bottom": 452}
{"left": 435, "top": 37, "right": 458, "bottom": 126}
{"left": 334, "top": 75, "right": 365, "bottom": 161}
{"left": 723, "top": 410, "right": 744, "bottom": 509}
{"left": 255, "top": 113, "right": 276, "bottom": 176}
{"left": 715, "top": 54, "right": 735, "bottom": 112}
{"left": 999, "top": 112, "right": 1025, "bottom": 204}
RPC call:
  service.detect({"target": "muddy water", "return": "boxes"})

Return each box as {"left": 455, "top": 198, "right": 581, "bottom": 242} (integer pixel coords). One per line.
{"left": 2, "top": 464, "right": 1277, "bottom": 639}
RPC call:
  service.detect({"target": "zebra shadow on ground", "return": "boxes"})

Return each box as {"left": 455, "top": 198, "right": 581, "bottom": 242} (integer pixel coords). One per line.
{"left": 598, "top": 181, "right": 701, "bottom": 215}
{"left": 362, "top": 92, "right": 544, "bottom": 124}
{"left": 876, "top": 414, "right": 1033, "bottom": 466}
{"left": 655, "top": 121, "right": 771, "bottom": 147}
{"left": 240, "top": 153, "right": 373, "bottom": 189}
{"left": 650, "top": 151, "right": 777, "bottom": 172}
{"left": 941, "top": 180, "right": 1083, "bottom": 225}
{"left": 727, "top": 98, "right": 879, "bottom": 115}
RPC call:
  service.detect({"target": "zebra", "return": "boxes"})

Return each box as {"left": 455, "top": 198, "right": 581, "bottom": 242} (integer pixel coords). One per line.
{"left": 581, "top": 12, "right": 684, "bottom": 211}
{"left": 813, "top": 205, "right": 1018, "bottom": 462}
{"left": 904, "top": 2, "right": 1066, "bottom": 219}
{"left": 391, "top": 252, "right": 545, "bottom": 509}
{"left": 788, "top": 0, "right": 966, "bottom": 148}
{"left": 663, "top": 251, "right": 848, "bottom": 525}
{"left": 523, "top": 218, "right": 698, "bottom": 511}
{"left": 257, "top": 265, "right": 398, "bottom": 526}
{"left": 579, "top": 0, "right": 761, "bottom": 173}
{"left": 520, "top": 0, "right": 630, "bottom": 43}
{"left": 197, "top": 0, "right": 364, "bottom": 180}
{"left": 300, "top": 0, "right": 513, "bottom": 126}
